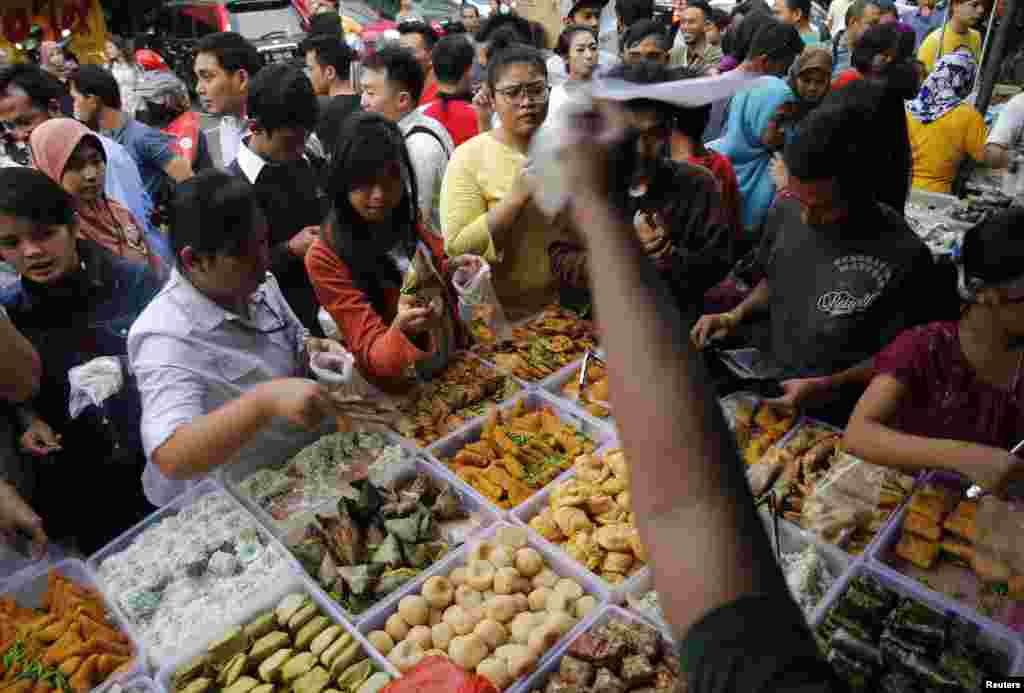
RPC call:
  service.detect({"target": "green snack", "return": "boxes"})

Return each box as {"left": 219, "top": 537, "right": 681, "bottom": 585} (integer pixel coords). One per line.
{"left": 258, "top": 648, "right": 294, "bottom": 683}
{"left": 209, "top": 627, "right": 250, "bottom": 666}
{"left": 320, "top": 633, "right": 355, "bottom": 668}
{"left": 179, "top": 678, "right": 214, "bottom": 693}
{"left": 328, "top": 641, "right": 364, "bottom": 680}
{"left": 374, "top": 569, "right": 418, "bottom": 596}
{"left": 293, "top": 666, "right": 332, "bottom": 693}
{"left": 370, "top": 534, "right": 404, "bottom": 569}
{"left": 335, "top": 659, "right": 372, "bottom": 691}
{"left": 223, "top": 677, "right": 260, "bottom": 693}
{"left": 218, "top": 653, "right": 249, "bottom": 687}
{"left": 310, "top": 626, "right": 343, "bottom": 658}
{"left": 355, "top": 673, "right": 391, "bottom": 693}
{"left": 282, "top": 652, "right": 318, "bottom": 684}
{"left": 251, "top": 631, "right": 291, "bottom": 663}
{"left": 277, "top": 594, "right": 308, "bottom": 626}
{"left": 174, "top": 654, "right": 211, "bottom": 690}
{"left": 296, "top": 616, "right": 331, "bottom": 651}
{"left": 245, "top": 612, "right": 279, "bottom": 641}
{"left": 288, "top": 604, "right": 320, "bottom": 634}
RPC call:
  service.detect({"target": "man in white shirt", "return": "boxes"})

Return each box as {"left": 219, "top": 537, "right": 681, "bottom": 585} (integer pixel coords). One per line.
{"left": 360, "top": 46, "right": 454, "bottom": 236}
{"left": 129, "top": 171, "right": 339, "bottom": 507}
{"left": 193, "top": 32, "right": 265, "bottom": 169}
{"left": 985, "top": 91, "right": 1024, "bottom": 169}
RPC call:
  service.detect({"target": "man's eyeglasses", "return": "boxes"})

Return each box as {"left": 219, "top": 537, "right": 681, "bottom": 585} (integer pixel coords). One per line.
{"left": 493, "top": 81, "right": 550, "bottom": 103}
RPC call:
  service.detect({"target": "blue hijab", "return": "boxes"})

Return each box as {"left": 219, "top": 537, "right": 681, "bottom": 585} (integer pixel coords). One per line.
{"left": 710, "top": 76, "right": 794, "bottom": 234}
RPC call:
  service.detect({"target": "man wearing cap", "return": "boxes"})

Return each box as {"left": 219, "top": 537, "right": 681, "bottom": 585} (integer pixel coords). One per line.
{"left": 546, "top": 0, "right": 620, "bottom": 86}
{"left": 669, "top": 0, "right": 723, "bottom": 73}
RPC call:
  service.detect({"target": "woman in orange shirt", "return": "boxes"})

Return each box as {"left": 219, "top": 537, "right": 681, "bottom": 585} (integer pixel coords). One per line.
{"left": 305, "top": 112, "right": 471, "bottom": 392}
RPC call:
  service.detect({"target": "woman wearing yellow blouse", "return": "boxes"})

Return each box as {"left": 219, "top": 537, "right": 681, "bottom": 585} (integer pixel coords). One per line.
{"left": 906, "top": 48, "right": 993, "bottom": 194}
{"left": 440, "top": 43, "right": 561, "bottom": 320}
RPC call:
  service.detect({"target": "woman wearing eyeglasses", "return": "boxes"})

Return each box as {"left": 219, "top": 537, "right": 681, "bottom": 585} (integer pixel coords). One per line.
{"left": 846, "top": 209, "right": 1024, "bottom": 501}
{"left": 0, "top": 167, "right": 160, "bottom": 553}
{"left": 440, "top": 39, "right": 561, "bottom": 320}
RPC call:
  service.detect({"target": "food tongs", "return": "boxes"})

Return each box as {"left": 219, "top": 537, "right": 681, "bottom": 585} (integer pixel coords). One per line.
{"left": 577, "top": 349, "right": 606, "bottom": 396}
{"left": 966, "top": 438, "right": 1024, "bottom": 499}
{"left": 755, "top": 489, "right": 783, "bottom": 559}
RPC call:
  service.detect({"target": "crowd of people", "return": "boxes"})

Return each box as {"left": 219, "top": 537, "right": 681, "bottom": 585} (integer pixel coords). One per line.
{"left": 0, "top": 0, "right": 1022, "bottom": 689}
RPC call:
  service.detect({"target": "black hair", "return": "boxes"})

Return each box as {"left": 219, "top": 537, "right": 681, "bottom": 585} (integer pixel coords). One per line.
{"left": 302, "top": 34, "right": 356, "bottom": 78}
{"left": 896, "top": 25, "right": 916, "bottom": 62}
{"left": 555, "top": 24, "right": 599, "bottom": 58}
{"left": 615, "top": 0, "right": 654, "bottom": 27}
{"left": 432, "top": 35, "right": 476, "bottom": 84}
{"left": 195, "top": 32, "right": 264, "bottom": 77}
{"left": 784, "top": 103, "right": 868, "bottom": 202}
{"left": 845, "top": 0, "right": 871, "bottom": 26}
{"left": 851, "top": 23, "right": 900, "bottom": 74}
{"left": 486, "top": 43, "right": 547, "bottom": 89}
{"left": 961, "top": 208, "right": 1024, "bottom": 285}
{"left": 248, "top": 63, "right": 319, "bottom": 133}
{"left": 68, "top": 65, "right": 121, "bottom": 110}
{"left": 668, "top": 67, "right": 711, "bottom": 141}
{"left": 461, "top": 3, "right": 481, "bottom": 16}
{"left": 397, "top": 20, "right": 439, "bottom": 50}
{"left": 528, "top": 21, "right": 551, "bottom": 48}
{"left": 783, "top": 0, "right": 812, "bottom": 20}
{"left": 622, "top": 18, "right": 669, "bottom": 50}
{"left": 326, "top": 111, "right": 419, "bottom": 316}
{"left": 748, "top": 19, "right": 803, "bottom": 68}
{"left": 477, "top": 13, "right": 534, "bottom": 45}
{"left": 108, "top": 35, "right": 133, "bottom": 62}
{"left": 604, "top": 61, "right": 675, "bottom": 121}
{"left": 568, "top": 0, "right": 606, "bottom": 17}
{"left": 684, "top": 1, "right": 713, "bottom": 20}
{"left": 0, "top": 167, "right": 74, "bottom": 227}
{"left": 0, "top": 64, "right": 66, "bottom": 114}
{"left": 170, "top": 170, "right": 261, "bottom": 263}
{"left": 308, "top": 11, "right": 344, "bottom": 38}
{"left": 727, "top": 10, "right": 773, "bottom": 60}
{"left": 710, "top": 8, "right": 730, "bottom": 29}
{"left": 363, "top": 44, "right": 426, "bottom": 105}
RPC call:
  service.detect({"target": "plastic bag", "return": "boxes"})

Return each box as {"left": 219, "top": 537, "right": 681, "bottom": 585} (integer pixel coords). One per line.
{"left": 801, "top": 452, "right": 884, "bottom": 548}
{"left": 451, "top": 258, "right": 509, "bottom": 345}
{"left": 309, "top": 348, "right": 379, "bottom": 401}
{"left": 381, "top": 656, "right": 499, "bottom": 693}
{"left": 67, "top": 356, "right": 124, "bottom": 419}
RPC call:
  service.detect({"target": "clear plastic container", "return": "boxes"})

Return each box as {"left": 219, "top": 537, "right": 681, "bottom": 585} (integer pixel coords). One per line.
{"left": 426, "top": 390, "right": 615, "bottom": 512}
{"left": 4, "top": 558, "right": 146, "bottom": 691}
{"left": 154, "top": 577, "right": 397, "bottom": 693}
{"left": 538, "top": 360, "right": 613, "bottom": 425}
{"left": 106, "top": 677, "right": 163, "bottom": 693}
{"left": 510, "top": 603, "right": 676, "bottom": 693}
{"left": 87, "top": 480, "right": 304, "bottom": 671}
{"left": 275, "top": 456, "right": 505, "bottom": 623}
{"left": 356, "top": 521, "right": 611, "bottom": 689}
{"left": 814, "top": 562, "right": 1024, "bottom": 675}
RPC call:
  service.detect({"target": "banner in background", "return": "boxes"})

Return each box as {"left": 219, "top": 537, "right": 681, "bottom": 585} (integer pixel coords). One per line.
{"left": 0, "top": 0, "right": 108, "bottom": 65}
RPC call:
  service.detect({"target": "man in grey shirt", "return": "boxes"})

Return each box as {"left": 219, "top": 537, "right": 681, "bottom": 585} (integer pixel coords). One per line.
{"left": 129, "top": 171, "right": 341, "bottom": 507}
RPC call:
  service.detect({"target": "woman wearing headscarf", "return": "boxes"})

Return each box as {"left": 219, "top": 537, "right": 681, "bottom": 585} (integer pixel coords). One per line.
{"left": 906, "top": 48, "right": 987, "bottom": 193}
{"left": 769, "top": 46, "right": 833, "bottom": 192}
{"left": 718, "top": 9, "right": 775, "bottom": 72}
{"left": 30, "top": 118, "right": 164, "bottom": 277}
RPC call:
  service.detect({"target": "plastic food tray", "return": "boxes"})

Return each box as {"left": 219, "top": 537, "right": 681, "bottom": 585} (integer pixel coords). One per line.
{"left": 511, "top": 603, "right": 673, "bottom": 693}
{"left": 106, "top": 677, "right": 164, "bottom": 693}
{"left": 509, "top": 438, "right": 647, "bottom": 601}
{"left": 538, "top": 360, "right": 613, "bottom": 425}
{"left": 813, "top": 561, "right": 1024, "bottom": 675}
{"left": 87, "top": 479, "right": 303, "bottom": 671}
{"left": 3, "top": 558, "right": 146, "bottom": 690}
{"left": 273, "top": 456, "right": 504, "bottom": 624}
{"left": 425, "top": 389, "right": 615, "bottom": 508}
{"left": 356, "top": 521, "right": 611, "bottom": 690}
{"left": 871, "top": 471, "right": 1024, "bottom": 636}
{"left": 154, "top": 575, "right": 398, "bottom": 693}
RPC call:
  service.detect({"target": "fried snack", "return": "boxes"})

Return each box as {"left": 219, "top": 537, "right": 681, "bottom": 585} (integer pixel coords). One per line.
{"left": 943, "top": 500, "right": 978, "bottom": 543}
{"left": 895, "top": 532, "right": 940, "bottom": 570}
{"left": 908, "top": 483, "right": 960, "bottom": 524}
{"left": 561, "top": 363, "right": 610, "bottom": 419}
{"left": 903, "top": 511, "right": 942, "bottom": 543}
{"left": 395, "top": 354, "right": 520, "bottom": 447}
{"left": 473, "top": 306, "right": 597, "bottom": 382}
{"left": 444, "top": 401, "right": 596, "bottom": 509}
{"left": 528, "top": 449, "right": 645, "bottom": 584}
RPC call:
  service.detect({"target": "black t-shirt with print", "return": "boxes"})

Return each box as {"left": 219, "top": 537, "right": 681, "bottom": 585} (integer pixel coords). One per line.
{"left": 755, "top": 198, "right": 934, "bottom": 377}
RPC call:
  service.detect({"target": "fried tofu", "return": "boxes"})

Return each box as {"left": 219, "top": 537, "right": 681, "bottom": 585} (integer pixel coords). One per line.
{"left": 908, "top": 483, "right": 960, "bottom": 523}
{"left": 942, "top": 500, "right": 978, "bottom": 543}
{"left": 902, "top": 511, "right": 942, "bottom": 542}
{"left": 895, "top": 531, "right": 940, "bottom": 570}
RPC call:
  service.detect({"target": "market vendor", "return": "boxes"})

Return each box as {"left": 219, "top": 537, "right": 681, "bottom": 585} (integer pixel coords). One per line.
{"left": 307, "top": 112, "right": 477, "bottom": 393}
{"left": 129, "top": 171, "right": 341, "bottom": 507}
{"left": 845, "top": 208, "right": 1024, "bottom": 495}
{"left": 692, "top": 98, "right": 935, "bottom": 420}
{"left": 0, "top": 168, "right": 159, "bottom": 553}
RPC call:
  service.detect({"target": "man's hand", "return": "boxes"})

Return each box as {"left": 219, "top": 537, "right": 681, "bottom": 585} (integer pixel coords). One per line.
{"left": 288, "top": 226, "right": 320, "bottom": 258}
{"left": 763, "top": 377, "right": 831, "bottom": 411}
{"left": 473, "top": 85, "right": 495, "bottom": 132}
{"left": 634, "top": 211, "right": 670, "bottom": 257}
{"left": 394, "top": 295, "right": 437, "bottom": 336}
{"left": 961, "top": 448, "right": 1024, "bottom": 498}
{"left": 690, "top": 312, "right": 739, "bottom": 349}
{"left": 304, "top": 337, "right": 347, "bottom": 356}
{"left": 256, "top": 378, "right": 334, "bottom": 431}
{"left": 19, "top": 417, "right": 62, "bottom": 457}
{"left": 0, "top": 481, "right": 47, "bottom": 559}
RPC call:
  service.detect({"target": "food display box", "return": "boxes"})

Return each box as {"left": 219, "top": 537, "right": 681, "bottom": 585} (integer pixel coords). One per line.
{"left": 872, "top": 472, "right": 1024, "bottom": 636}
{"left": 509, "top": 439, "right": 647, "bottom": 600}
{"left": 273, "top": 456, "right": 504, "bottom": 625}
{"left": 814, "top": 562, "right": 1024, "bottom": 677}
{"left": 106, "top": 677, "right": 164, "bottom": 693}
{"left": 425, "top": 390, "right": 615, "bottom": 513}
{"left": 539, "top": 359, "right": 613, "bottom": 425}
{"left": 88, "top": 481, "right": 301, "bottom": 671}
{"left": 512, "top": 604, "right": 680, "bottom": 693}
{"left": 356, "top": 522, "right": 611, "bottom": 691}
{"left": 154, "top": 575, "right": 397, "bottom": 693}
{"left": 3, "top": 558, "right": 146, "bottom": 691}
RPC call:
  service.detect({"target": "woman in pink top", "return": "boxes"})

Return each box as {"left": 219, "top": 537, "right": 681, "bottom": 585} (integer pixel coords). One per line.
{"left": 846, "top": 208, "right": 1024, "bottom": 496}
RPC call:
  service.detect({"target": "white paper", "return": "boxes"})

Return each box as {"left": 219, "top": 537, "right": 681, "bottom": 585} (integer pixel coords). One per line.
{"left": 590, "top": 70, "right": 771, "bottom": 108}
